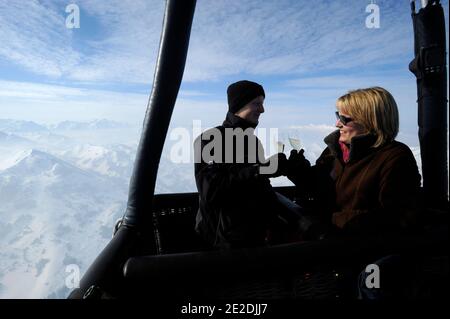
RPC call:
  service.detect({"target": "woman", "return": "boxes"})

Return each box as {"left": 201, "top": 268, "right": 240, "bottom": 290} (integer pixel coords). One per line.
{"left": 288, "top": 87, "right": 422, "bottom": 236}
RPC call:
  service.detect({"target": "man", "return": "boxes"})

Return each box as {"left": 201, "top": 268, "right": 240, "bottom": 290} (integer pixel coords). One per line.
{"left": 194, "top": 80, "right": 289, "bottom": 249}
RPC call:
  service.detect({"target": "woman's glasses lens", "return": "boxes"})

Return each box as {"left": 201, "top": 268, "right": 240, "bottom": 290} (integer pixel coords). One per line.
{"left": 335, "top": 112, "right": 352, "bottom": 125}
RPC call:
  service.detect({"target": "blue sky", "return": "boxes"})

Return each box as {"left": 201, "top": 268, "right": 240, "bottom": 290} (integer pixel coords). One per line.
{"left": 0, "top": 0, "right": 448, "bottom": 146}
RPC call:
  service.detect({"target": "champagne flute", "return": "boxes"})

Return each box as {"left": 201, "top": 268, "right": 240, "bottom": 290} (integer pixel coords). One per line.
{"left": 288, "top": 131, "right": 302, "bottom": 152}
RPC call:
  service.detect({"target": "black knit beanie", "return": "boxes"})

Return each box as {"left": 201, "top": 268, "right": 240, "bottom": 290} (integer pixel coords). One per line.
{"left": 227, "top": 80, "right": 265, "bottom": 114}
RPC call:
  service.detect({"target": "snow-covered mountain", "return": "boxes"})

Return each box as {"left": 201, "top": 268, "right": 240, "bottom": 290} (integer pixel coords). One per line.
{"left": 0, "top": 149, "right": 32, "bottom": 171}
{"left": 0, "top": 131, "right": 35, "bottom": 149}
{"left": 0, "top": 132, "right": 37, "bottom": 171}
{"left": 55, "top": 144, "right": 136, "bottom": 180}
{"left": 50, "top": 119, "right": 131, "bottom": 131}
{"left": 0, "top": 119, "right": 48, "bottom": 132}
{"left": 156, "top": 151, "right": 196, "bottom": 194}
{"left": 0, "top": 120, "right": 144, "bottom": 298}
{"left": 18, "top": 131, "right": 77, "bottom": 151}
{"left": 0, "top": 149, "right": 127, "bottom": 299}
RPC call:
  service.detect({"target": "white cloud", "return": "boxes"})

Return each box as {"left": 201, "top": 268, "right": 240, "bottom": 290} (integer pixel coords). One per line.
{"left": 3, "top": 0, "right": 446, "bottom": 84}
{"left": 65, "top": 0, "right": 165, "bottom": 83}
{"left": 183, "top": 0, "right": 418, "bottom": 81}
{"left": 0, "top": 80, "right": 86, "bottom": 99}
{"left": 0, "top": 0, "right": 164, "bottom": 83}
{"left": 288, "top": 124, "right": 336, "bottom": 133}
{"left": 0, "top": 0, "right": 81, "bottom": 77}
{"left": 0, "top": 80, "right": 149, "bottom": 124}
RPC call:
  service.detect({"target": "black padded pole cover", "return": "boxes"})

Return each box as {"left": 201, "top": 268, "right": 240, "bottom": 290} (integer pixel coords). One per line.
{"left": 124, "top": 0, "right": 197, "bottom": 228}
{"left": 409, "top": 0, "right": 448, "bottom": 208}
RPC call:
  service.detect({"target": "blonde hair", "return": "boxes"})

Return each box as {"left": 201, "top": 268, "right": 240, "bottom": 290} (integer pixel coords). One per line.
{"left": 336, "top": 87, "right": 399, "bottom": 148}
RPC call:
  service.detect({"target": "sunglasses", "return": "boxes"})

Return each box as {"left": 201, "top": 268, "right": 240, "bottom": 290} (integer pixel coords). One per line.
{"left": 335, "top": 111, "right": 353, "bottom": 125}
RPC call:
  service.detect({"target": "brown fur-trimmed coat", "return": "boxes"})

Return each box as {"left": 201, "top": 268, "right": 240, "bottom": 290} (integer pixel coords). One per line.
{"left": 290, "top": 130, "right": 422, "bottom": 235}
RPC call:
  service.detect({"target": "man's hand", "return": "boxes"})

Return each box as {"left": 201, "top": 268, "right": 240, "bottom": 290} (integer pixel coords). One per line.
{"left": 261, "top": 152, "right": 288, "bottom": 178}
{"left": 287, "top": 149, "right": 311, "bottom": 178}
